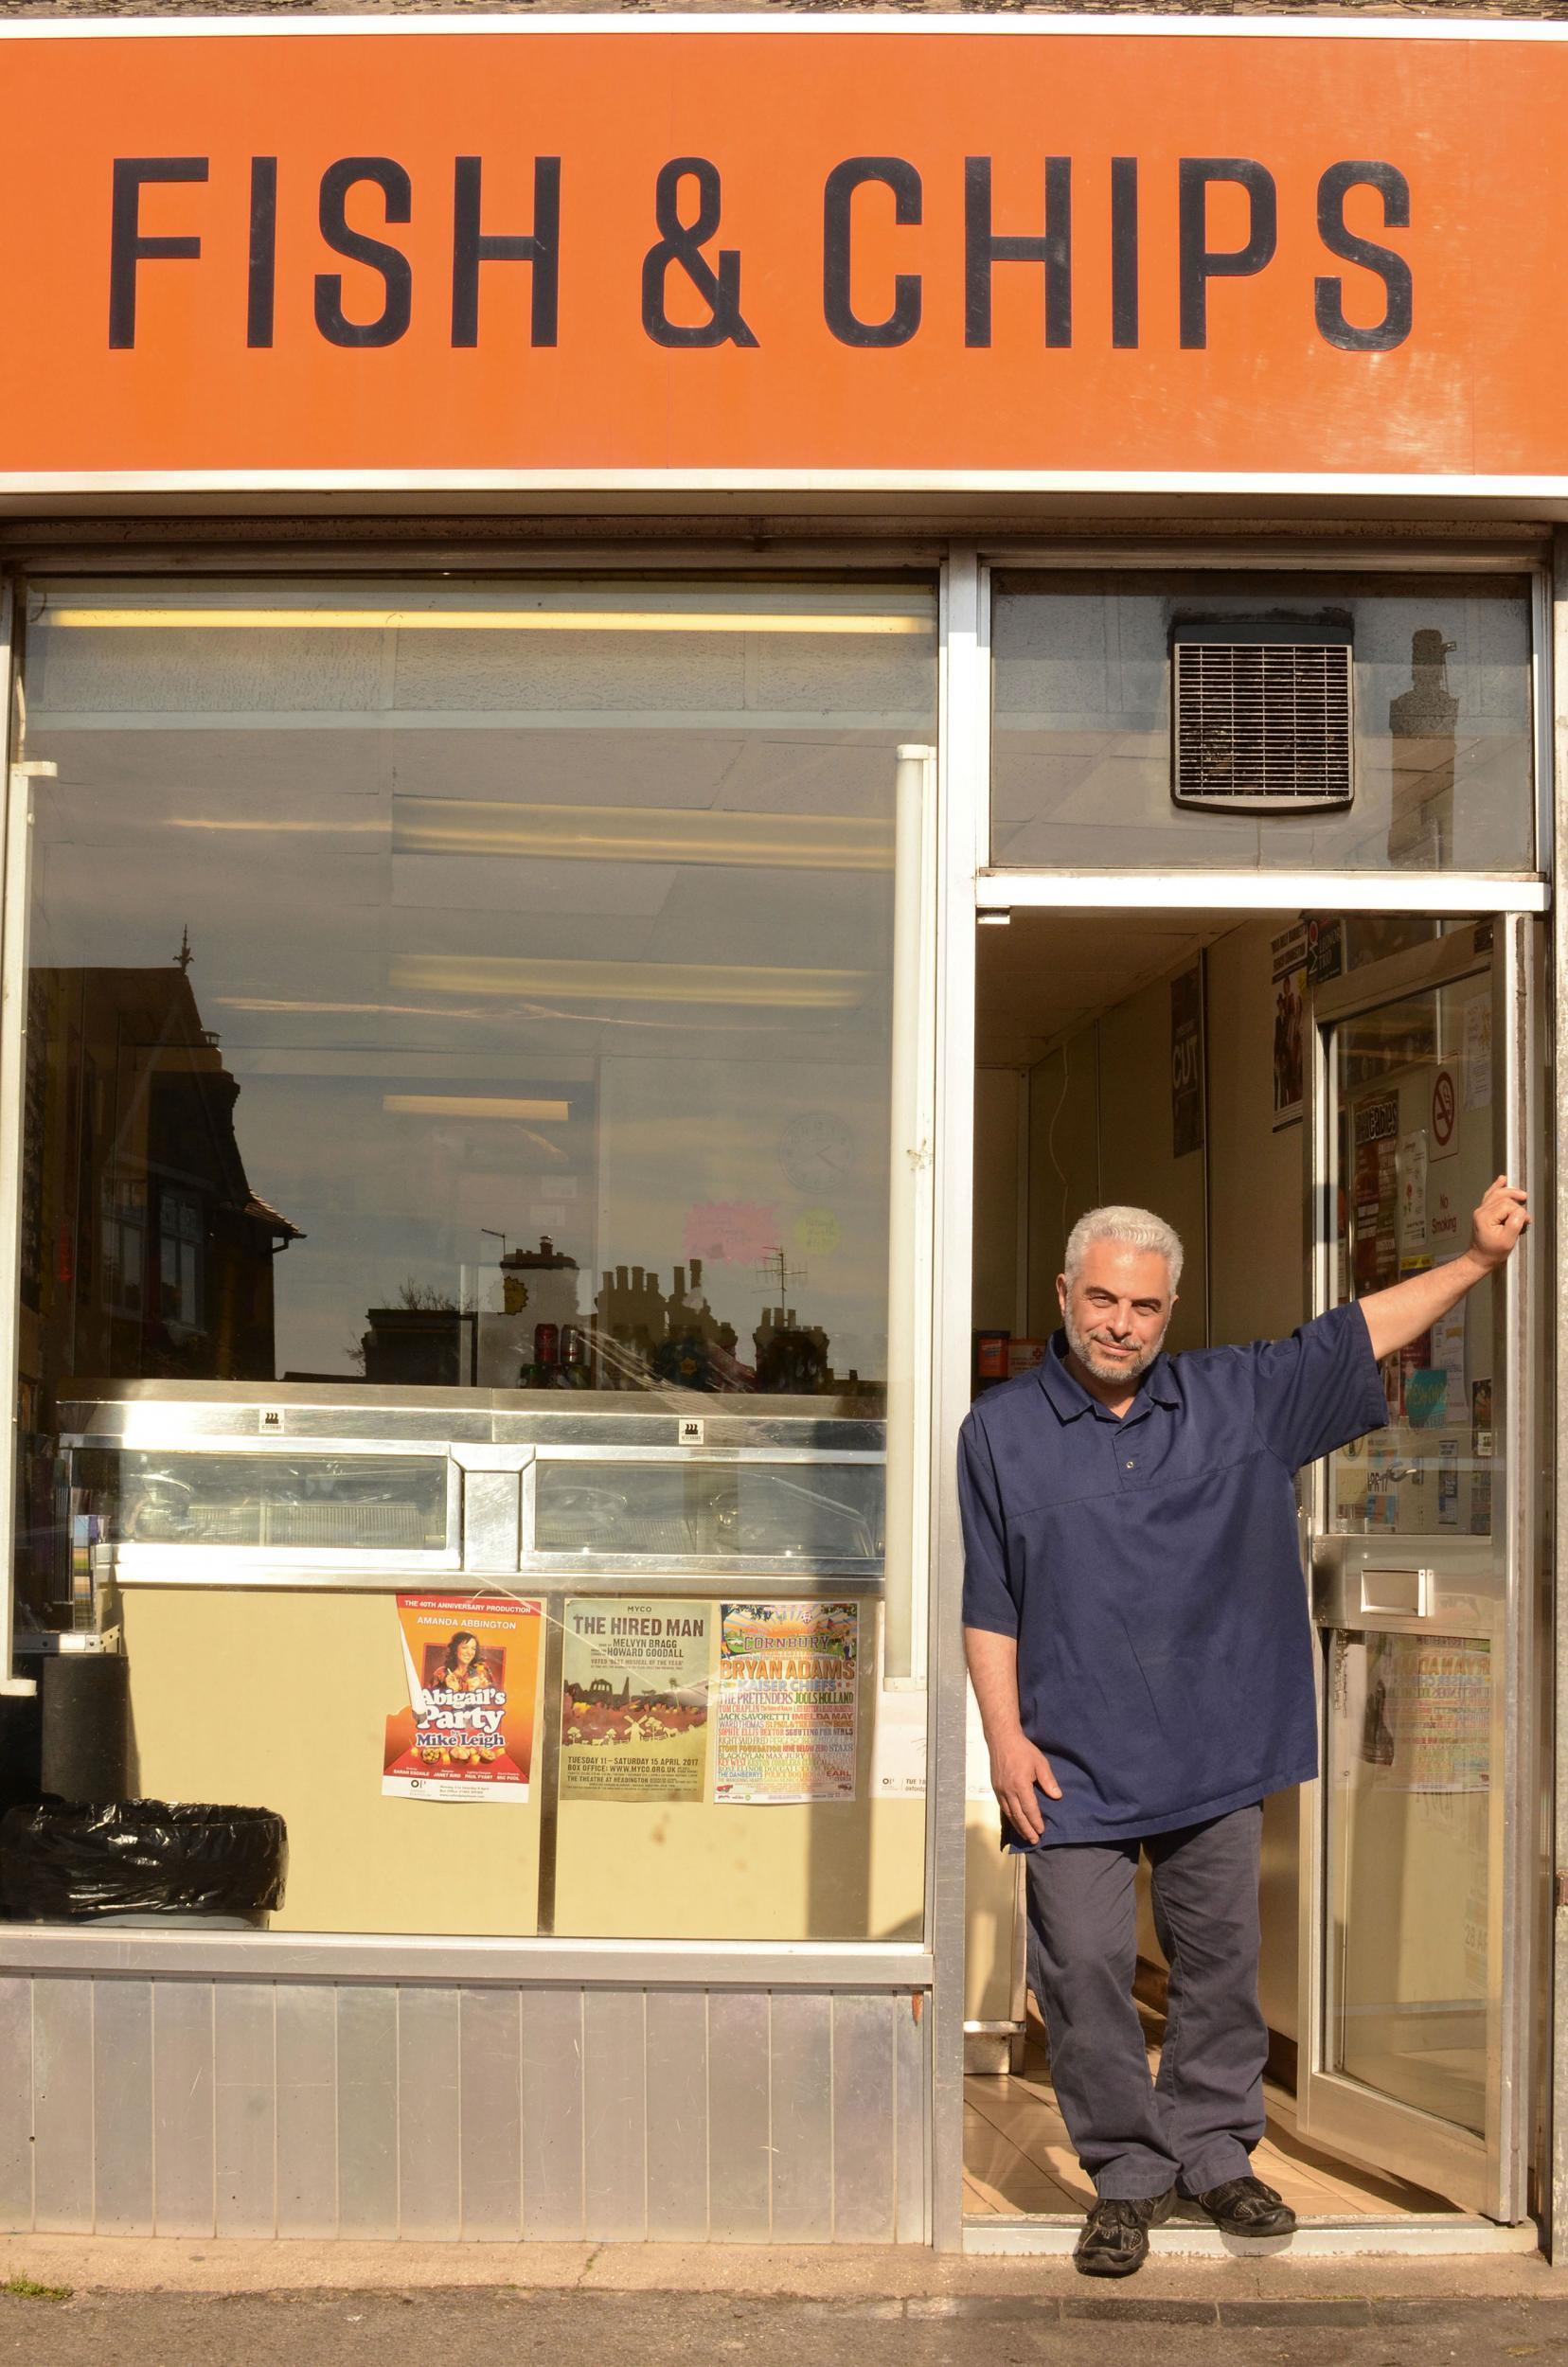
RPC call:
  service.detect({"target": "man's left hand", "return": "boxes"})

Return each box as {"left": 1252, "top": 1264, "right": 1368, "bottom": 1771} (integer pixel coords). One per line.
{"left": 1470, "top": 1175, "right": 1530, "bottom": 1271}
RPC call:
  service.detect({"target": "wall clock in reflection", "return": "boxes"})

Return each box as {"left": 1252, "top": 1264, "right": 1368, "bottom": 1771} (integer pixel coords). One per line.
{"left": 779, "top": 1111, "right": 853, "bottom": 1194}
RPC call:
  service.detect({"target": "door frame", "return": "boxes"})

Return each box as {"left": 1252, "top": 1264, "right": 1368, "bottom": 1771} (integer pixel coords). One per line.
{"left": 1294, "top": 917, "right": 1541, "bottom": 2221}
{"left": 933, "top": 542, "right": 1559, "bottom": 2253}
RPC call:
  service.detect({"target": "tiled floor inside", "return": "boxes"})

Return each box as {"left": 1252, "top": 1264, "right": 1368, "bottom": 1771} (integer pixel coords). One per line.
{"left": 963, "top": 2002, "right": 1464, "bottom": 2222}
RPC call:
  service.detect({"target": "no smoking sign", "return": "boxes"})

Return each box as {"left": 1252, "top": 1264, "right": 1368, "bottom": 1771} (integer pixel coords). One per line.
{"left": 1431, "top": 1066, "right": 1460, "bottom": 1160}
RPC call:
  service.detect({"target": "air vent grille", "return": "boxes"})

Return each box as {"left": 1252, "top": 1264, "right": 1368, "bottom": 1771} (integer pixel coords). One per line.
{"left": 1173, "top": 639, "right": 1353, "bottom": 810}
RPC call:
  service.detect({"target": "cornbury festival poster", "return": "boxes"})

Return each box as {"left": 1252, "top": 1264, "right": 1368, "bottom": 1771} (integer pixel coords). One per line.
{"left": 383, "top": 1593, "right": 542, "bottom": 1803}
{"left": 560, "top": 1597, "right": 711, "bottom": 1803}
{"left": 713, "top": 1600, "right": 859, "bottom": 1805}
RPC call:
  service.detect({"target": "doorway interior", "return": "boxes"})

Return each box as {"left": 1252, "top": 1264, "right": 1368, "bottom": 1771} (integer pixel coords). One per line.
{"left": 962, "top": 903, "right": 1537, "bottom": 2240}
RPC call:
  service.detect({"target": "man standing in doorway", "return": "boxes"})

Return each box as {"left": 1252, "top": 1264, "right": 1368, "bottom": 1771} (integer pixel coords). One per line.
{"left": 961, "top": 1183, "right": 1528, "bottom": 2277}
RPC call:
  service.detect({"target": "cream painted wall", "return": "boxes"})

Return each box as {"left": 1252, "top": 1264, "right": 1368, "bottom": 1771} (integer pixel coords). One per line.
{"left": 973, "top": 1068, "right": 1022, "bottom": 1335}
{"left": 1204, "top": 917, "right": 1310, "bottom": 2040}
{"left": 1096, "top": 973, "right": 1207, "bottom": 1357}
{"left": 1206, "top": 919, "right": 1307, "bottom": 1353}
{"left": 1025, "top": 1037, "right": 1098, "bottom": 1340}
{"left": 121, "top": 1588, "right": 926, "bottom": 1942}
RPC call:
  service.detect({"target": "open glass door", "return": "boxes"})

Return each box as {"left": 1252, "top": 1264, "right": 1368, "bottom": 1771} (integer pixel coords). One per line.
{"left": 1298, "top": 917, "right": 1538, "bottom": 2220}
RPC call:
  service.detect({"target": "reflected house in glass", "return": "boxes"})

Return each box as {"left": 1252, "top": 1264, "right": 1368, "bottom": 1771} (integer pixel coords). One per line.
{"left": 20, "top": 960, "right": 299, "bottom": 1393}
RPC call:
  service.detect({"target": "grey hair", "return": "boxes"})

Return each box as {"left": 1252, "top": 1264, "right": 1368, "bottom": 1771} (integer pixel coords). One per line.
{"left": 1064, "top": 1205, "right": 1185, "bottom": 1294}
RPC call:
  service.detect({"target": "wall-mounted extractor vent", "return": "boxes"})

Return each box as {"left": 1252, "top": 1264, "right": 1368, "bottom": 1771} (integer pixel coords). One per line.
{"left": 1171, "top": 619, "right": 1354, "bottom": 813}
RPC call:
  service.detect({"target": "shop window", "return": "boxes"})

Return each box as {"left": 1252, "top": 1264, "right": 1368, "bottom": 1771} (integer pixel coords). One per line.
{"left": 991, "top": 572, "right": 1537, "bottom": 872}
{"left": 9, "top": 576, "right": 937, "bottom": 1945}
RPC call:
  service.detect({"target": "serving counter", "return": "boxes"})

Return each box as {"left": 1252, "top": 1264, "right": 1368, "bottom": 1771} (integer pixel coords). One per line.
{"left": 38, "top": 1386, "right": 922, "bottom": 1946}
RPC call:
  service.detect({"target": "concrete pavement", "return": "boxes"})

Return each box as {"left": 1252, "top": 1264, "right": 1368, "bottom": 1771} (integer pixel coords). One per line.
{"left": 9, "top": 2277, "right": 1568, "bottom": 2367}
{"left": 5, "top": 2233, "right": 1568, "bottom": 2362}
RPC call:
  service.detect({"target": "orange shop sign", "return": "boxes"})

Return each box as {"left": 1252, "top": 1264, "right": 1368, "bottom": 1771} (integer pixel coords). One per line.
{"left": 4, "top": 17, "right": 1568, "bottom": 486}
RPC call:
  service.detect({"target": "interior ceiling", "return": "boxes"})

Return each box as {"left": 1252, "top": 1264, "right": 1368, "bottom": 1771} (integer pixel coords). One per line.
{"left": 975, "top": 908, "right": 1295, "bottom": 1070}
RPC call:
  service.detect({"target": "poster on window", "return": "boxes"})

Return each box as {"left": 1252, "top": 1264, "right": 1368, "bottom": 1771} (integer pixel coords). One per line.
{"left": 1358, "top": 1633, "right": 1491, "bottom": 1794}
{"left": 382, "top": 1593, "right": 541, "bottom": 1802}
{"left": 1270, "top": 923, "right": 1309, "bottom": 1130}
{"left": 560, "top": 1597, "right": 710, "bottom": 1803}
{"left": 713, "top": 1600, "right": 859, "bottom": 1805}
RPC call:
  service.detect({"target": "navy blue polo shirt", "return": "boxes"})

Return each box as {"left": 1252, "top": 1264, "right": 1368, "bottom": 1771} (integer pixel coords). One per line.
{"left": 959, "top": 1304, "right": 1388, "bottom": 1845}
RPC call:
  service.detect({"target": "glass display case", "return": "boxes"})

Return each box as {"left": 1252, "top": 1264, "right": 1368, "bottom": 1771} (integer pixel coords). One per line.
{"left": 530, "top": 1456, "right": 883, "bottom": 1569}
{"left": 46, "top": 1392, "right": 887, "bottom": 1603}
{"left": 75, "top": 1449, "right": 453, "bottom": 1554}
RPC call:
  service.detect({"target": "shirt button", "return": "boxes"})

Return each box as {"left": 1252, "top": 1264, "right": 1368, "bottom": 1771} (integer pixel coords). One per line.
{"left": 1125, "top": 1459, "right": 1135, "bottom": 1470}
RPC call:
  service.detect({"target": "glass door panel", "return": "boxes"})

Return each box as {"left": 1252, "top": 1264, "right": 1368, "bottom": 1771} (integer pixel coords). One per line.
{"left": 1299, "top": 917, "right": 1535, "bottom": 2222}
{"left": 1326, "top": 1628, "right": 1492, "bottom": 2139}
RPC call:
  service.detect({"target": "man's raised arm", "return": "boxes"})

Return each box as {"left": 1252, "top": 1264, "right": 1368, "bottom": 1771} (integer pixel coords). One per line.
{"left": 1359, "top": 1174, "right": 1529, "bottom": 1362}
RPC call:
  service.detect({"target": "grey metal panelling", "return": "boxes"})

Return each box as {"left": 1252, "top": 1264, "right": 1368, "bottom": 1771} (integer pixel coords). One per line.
{"left": 458, "top": 1986, "right": 522, "bottom": 2240}
{"left": 275, "top": 1982, "right": 337, "bottom": 2239}
{"left": 2, "top": 1971, "right": 927, "bottom": 2244}
{"left": 831, "top": 1991, "right": 897, "bottom": 2243}
{"left": 152, "top": 1981, "right": 215, "bottom": 2237}
{"left": 582, "top": 1987, "right": 647, "bottom": 2241}
{"left": 92, "top": 1977, "right": 152, "bottom": 2235}
{"left": 31, "top": 1976, "right": 93, "bottom": 2233}
{"left": 706, "top": 1991, "right": 771, "bottom": 2241}
{"left": 214, "top": 1983, "right": 276, "bottom": 2237}
{"left": 336, "top": 1984, "right": 399, "bottom": 2238}
{"left": 769, "top": 1989, "right": 833, "bottom": 2243}
{"left": 398, "top": 1986, "right": 462, "bottom": 2239}
{"left": 644, "top": 1987, "right": 708, "bottom": 2242}
{"left": 894, "top": 1992, "right": 928, "bottom": 2244}
{"left": 0, "top": 1976, "right": 34, "bottom": 2232}
{"left": 519, "top": 1987, "right": 584, "bottom": 2239}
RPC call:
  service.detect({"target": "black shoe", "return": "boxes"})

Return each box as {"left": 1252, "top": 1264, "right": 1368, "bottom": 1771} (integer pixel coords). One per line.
{"left": 1192, "top": 2175, "right": 1296, "bottom": 2237}
{"left": 1074, "top": 2187, "right": 1176, "bottom": 2278}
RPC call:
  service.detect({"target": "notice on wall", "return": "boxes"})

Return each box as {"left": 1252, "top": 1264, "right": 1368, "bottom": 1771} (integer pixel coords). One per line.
{"left": 1271, "top": 922, "right": 1309, "bottom": 1130}
{"left": 1429, "top": 1065, "right": 1461, "bottom": 1164}
{"left": 713, "top": 1601, "right": 859, "bottom": 1805}
{"left": 383, "top": 1593, "right": 541, "bottom": 1803}
{"left": 869, "top": 1681, "right": 928, "bottom": 1801}
{"left": 560, "top": 1597, "right": 710, "bottom": 1804}
{"left": 1399, "top": 1130, "right": 1428, "bottom": 1252}
{"left": 1438, "top": 1436, "right": 1460, "bottom": 1528}
{"left": 1462, "top": 995, "right": 1493, "bottom": 1111}
{"left": 1431, "top": 1289, "right": 1468, "bottom": 1420}
{"left": 1352, "top": 1092, "right": 1400, "bottom": 1297}
{"left": 1170, "top": 966, "right": 1203, "bottom": 1160}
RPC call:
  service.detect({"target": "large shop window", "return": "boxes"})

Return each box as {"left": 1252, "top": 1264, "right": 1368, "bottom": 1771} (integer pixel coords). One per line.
{"left": 991, "top": 573, "right": 1537, "bottom": 872}
{"left": 9, "top": 578, "right": 937, "bottom": 1942}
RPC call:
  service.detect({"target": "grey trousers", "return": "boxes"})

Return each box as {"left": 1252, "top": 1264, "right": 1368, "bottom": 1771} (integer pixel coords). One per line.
{"left": 1022, "top": 1804, "right": 1267, "bottom": 2200}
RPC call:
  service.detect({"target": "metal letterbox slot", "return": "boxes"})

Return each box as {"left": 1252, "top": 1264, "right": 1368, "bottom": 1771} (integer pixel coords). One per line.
{"left": 1358, "top": 1566, "right": 1430, "bottom": 1619}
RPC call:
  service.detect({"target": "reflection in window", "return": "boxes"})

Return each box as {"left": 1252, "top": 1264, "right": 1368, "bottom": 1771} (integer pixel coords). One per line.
{"left": 991, "top": 573, "right": 1536, "bottom": 872}
{"left": 19, "top": 578, "right": 935, "bottom": 1420}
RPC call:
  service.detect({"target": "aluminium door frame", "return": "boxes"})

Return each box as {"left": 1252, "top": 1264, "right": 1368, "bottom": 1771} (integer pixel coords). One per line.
{"left": 935, "top": 543, "right": 1557, "bottom": 2252}
{"left": 1296, "top": 917, "right": 1540, "bottom": 2223}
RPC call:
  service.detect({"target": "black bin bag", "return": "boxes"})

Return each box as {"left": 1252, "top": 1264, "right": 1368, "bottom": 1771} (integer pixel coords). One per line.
{"left": 0, "top": 1800, "right": 287, "bottom": 1922}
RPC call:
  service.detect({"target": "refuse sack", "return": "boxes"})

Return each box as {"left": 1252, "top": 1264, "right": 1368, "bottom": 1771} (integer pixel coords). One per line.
{"left": 0, "top": 1800, "right": 287, "bottom": 1922}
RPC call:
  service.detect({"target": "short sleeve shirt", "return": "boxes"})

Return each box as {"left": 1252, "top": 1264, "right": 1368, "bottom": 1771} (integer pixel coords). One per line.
{"left": 958, "top": 1303, "right": 1388, "bottom": 1845}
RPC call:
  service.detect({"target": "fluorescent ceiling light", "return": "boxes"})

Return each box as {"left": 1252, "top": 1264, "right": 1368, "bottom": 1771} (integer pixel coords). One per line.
{"left": 166, "top": 817, "right": 385, "bottom": 835}
{"left": 45, "top": 606, "right": 931, "bottom": 638}
{"left": 383, "top": 1095, "right": 570, "bottom": 1122}
{"left": 392, "top": 801, "right": 893, "bottom": 871}
{"left": 392, "top": 953, "right": 867, "bottom": 1009}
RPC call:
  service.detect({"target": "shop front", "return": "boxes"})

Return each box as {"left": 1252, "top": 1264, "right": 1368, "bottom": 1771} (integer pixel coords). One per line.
{"left": 0, "top": 8, "right": 1559, "bottom": 2259}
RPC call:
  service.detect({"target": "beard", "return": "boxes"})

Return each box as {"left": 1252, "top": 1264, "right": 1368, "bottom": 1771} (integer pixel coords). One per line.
{"left": 1062, "top": 1304, "right": 1169, "bottom": 1388}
